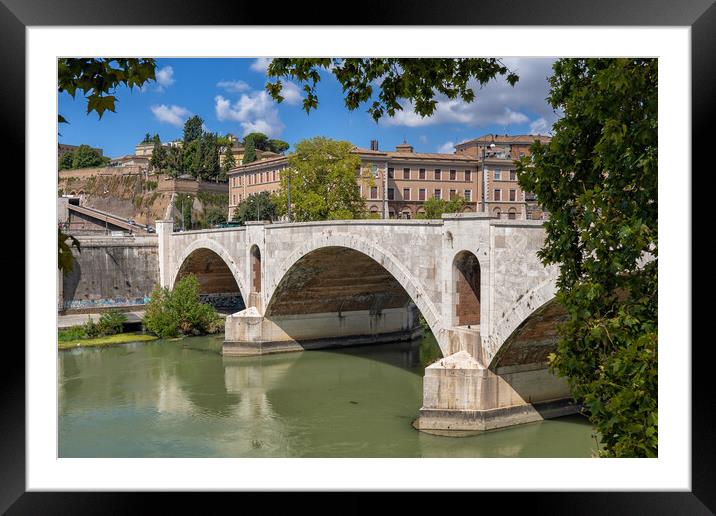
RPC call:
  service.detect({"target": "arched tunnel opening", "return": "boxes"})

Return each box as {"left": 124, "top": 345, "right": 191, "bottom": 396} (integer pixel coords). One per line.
{"left": 263, "top": 246, "right": 441, "bottom": 364}
{"left": 490, "top": 298, "right": 568, "bottom": 372}
{"left": 453, "top": 250, "right": 481, "bottom": 327}
{"left": 175, "top": 248, "right": 245, "bottom": 314}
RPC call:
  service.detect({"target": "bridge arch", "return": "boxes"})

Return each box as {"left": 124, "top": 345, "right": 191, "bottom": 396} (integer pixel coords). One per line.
{"left": 485, "top": 274, "right": 559, "bottom": 367}
{"left": 172, "top": 238, "right": 247, "bottom": 309}
{"left": 451, "top": 250, "right": 482, "bottom": 327}
{"left": 263, "top": 233, "right": 445, "bottom": 353}
{"left": 489, "top": 297, "right": 567, "bottom": 372}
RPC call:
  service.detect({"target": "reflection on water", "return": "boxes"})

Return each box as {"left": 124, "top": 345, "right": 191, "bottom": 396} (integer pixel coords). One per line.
{"left": 58, "top": 334, "right": 595, "bottom": 458}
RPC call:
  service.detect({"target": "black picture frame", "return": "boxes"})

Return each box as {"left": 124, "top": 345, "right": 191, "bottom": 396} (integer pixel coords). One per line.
{"left": 8, "top": 0, "right": 707, "bottom": 512}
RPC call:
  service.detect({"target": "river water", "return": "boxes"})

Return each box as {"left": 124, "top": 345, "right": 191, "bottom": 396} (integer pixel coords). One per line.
{"left": 58, "top": 333, "right": 596, "bottom": 458}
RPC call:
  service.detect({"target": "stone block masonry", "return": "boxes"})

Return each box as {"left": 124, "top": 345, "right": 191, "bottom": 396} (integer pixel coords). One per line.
{"left": 60, "top": 235, "right": 159, "bottom": 312}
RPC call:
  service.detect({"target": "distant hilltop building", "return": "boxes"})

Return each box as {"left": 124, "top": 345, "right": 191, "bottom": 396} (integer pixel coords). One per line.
{"left": 227, "top": 134, "right": 551, "bottom": 221}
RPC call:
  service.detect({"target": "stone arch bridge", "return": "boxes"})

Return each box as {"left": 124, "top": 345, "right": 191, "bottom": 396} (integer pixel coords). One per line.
{"left": 157, "top": 213, "right": 575, "bottom": 431}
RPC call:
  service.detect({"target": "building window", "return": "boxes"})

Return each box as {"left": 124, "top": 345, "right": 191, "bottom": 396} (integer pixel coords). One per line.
{"left": 403, "top": 168, "right": 410, "bottom": 179}
{"left": 464, "top": 189, "right": 472, "bottom": 202}
{"left": 233, "top": 194, "right": 236, "bottom": 204}
{"left": 465, "top": 170, "right": 471, "bottom": 182}
{"left": 388, "top": 167, "right": 394, "bottom": 179}
{"left": 434, "top": 168, "right": 441, "bottom": 180}
{"left": 434, "top": 189, "right": 441, "bottom": 200}
{"left": 494, "top": 168, "right": 501, "bottom": 180}
{"left": 508, "top": 209, "right": 517, "bottom": 220}
{"left": 494, "top": 189, "right": 501, "bottom": 201}
{"left": 419, "top": 168, "right": 426, "bottom": 179}
{"left": 449, "top": 189, "right": 456, "bottom": 200}
{"left": 402, "top": 209, "right": 412, "bottom": 220}
{"left": 419, "top": 188, "right": 426, "bottom": 201}
{"left": 370, "top": 186, "right": 378, "bottom": 199}
{"left": 494, "top": 208, "right": 501, "bottom": 219}
{"left": 509, "top": 189, "right": 516, "bottom": 201}
{"left": 449, "top": 169, "right": 456, "bottom": 180}
{"left": 387, "top": 187, "right": 395, "bottom": 200}
{"left": 403, "top": 188, "right": 411, "bottom": 200}
{"left": 510, "top": 169, "right": 517, "bottom": 181}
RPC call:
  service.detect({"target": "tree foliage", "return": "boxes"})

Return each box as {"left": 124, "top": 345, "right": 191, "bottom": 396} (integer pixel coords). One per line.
{"left": 231, "top": 191, "right": 278, "bottom": 224}
{"left": 268, "top": 139, "right": 290, "bottom": 154}
{"left": 419, "top": 195, "right": 467, "bottom": 219}
{"left": 516, "top": 58, "right": 658, "bottom": 457}
{"left": 150, "top": 141, "right": 167, "bottom": 172}
{"left": 57, "top": 58, "right": 156, "bottom": 123}
{"left": 243, "top": 138, "right": 257, "bottom": 164}
{"left": 144, "top": 275, "right": 222, "bottom": 338}
{"left": 265, "top": 58, "right": 518, "bottom": 122}
{"left": 274, "top": 137, "right": 366, "bottom": 221}
{"left": 183, "top": 115, "right": 204, "bottom": 143}
{"left": 58, "top": 229, "right": 81, "bottom": 273}
{"left": 222, "top": 146, "right": 236, "bottom": 172}
{"left": 58, "top": 144, "right": 110, "bottom": 170}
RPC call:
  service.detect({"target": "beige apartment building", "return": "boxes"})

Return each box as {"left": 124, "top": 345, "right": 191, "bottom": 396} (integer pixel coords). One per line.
{"left": 228, "top": 155, "right": 287, "bottom": 219}
{"left": 455, "top": 134, "right": 551, "bottom": 220}
{"left": 227, "top": 140, "right": 481, "bottom": 220}
{"left": 356, "top": 141, "right": 481, "bottom": 219}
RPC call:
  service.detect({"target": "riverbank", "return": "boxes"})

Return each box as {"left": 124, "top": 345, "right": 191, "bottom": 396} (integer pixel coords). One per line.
{"left": 58, "top": 332, "right": 158, "bottom": 350}
{"left": 58, "top": 310, "right": 145, "bottom": 329}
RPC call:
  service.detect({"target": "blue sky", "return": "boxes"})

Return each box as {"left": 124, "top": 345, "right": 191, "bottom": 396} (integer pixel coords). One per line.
{"left": 58, "top": 58, "right": 559, "bottom": 158}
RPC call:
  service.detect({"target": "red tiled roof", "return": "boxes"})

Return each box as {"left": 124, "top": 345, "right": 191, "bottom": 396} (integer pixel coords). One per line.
{"left": 456, "top": 134, "right": 551, "bottom": 147}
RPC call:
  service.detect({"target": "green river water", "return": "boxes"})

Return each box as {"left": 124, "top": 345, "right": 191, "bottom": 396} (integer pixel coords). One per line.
{"left": 58, "top": 333, "right": 596, "bottom": 458}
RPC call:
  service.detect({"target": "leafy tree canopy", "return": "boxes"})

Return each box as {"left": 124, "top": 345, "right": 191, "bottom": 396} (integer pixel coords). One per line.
{"left": 265, "top": 58, "right": 518, "bottom": 122}
{"left": 274, "top": 137, "right": 366, "bottom": 221}
{"left": 243, "top": 132, "right": 269, "bottom": 150}
{"left": 268, "top": 139, "right": 290, "bottom": 154}
{"left": 58, "top": 58, "right": 156, "bottom": 123}
{"left": 243, "top": 138, "right": 257, "bottom": 164}
{"left": 231, "top": 191, "right": 278, "bottom": 224}
{"left": 59, "top": 144, "right": 110, "bottom": 170}
{"left": 516, "top": 58, "right": 658, "bottom": 458}
{"left": 419, "top": 195, "right": 467, "bottom": 219}
{"left": 183, "top": 115, "right": 204, "bottom": 144}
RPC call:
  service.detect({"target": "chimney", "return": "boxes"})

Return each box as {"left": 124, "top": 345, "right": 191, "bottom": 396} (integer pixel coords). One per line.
{"left": 370, "top": 139, "right": 379, "bottom": 151}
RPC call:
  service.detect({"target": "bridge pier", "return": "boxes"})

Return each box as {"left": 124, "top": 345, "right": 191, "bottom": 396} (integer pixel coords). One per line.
{"left": 223, "top": 305, "right": 423, "bottom": 356}
{"left": 413, "top": 351, "right": 577, "bottom": 432}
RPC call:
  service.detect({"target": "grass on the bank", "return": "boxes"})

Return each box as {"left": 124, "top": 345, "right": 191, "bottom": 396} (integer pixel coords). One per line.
{"left": 58, "top": 332, "right": 158, "bottom": 350}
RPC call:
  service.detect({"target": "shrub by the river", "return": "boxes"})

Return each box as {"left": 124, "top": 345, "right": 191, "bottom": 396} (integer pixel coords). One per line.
{"left": 58, "top": 310, "right": 127, "bottom": 342}
{"left": 144, "top": 275, "right": 223, "bottom": 338}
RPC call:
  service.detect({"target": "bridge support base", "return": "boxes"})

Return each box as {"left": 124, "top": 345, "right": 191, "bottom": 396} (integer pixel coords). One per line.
{"left": 413, "top": 351, "right": 577, "bottom": 432}
{"left": 223, "top": 306, "right": 422, "bottom": 356}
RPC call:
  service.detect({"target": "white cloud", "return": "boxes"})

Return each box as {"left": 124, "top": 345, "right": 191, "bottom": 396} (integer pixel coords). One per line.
{"left": 214, "top": 92, "right": 284, "bottom": 137}
{"left": 419, "top": 135, "right": 428, "bottom": 144}
{"left": 155, "top": 66, "right": 175, "bottom": 89}
{"left": 217, "top": 80, "right": 251, "bottom": 93}
{"left": 250, "top": 58, "right": 272, "bottom": 73}
{"left": 150, "top": 104, "right": 192, "bottom": 127}
{"left": 381, "top": 58, "right": 559, "bottom": 133}
{"left": 280, "top": 81, "right": 303, "bottom": 106}
{"left": 529, "top": 117, "right": 552, "bottom": 135}
{"left": 437, "top": 141, "right": 455, "bottom": 154}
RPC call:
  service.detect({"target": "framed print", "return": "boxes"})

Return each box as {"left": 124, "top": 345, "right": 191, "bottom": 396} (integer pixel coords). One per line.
{"left": 8, "top": 0, "right": 709, "bottom": 512}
